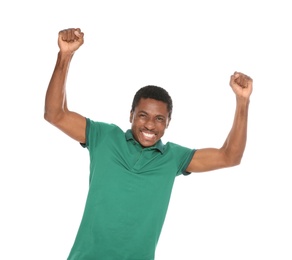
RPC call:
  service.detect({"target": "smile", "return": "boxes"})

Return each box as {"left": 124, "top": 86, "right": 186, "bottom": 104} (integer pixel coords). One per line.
{"left": 142, "top": 131, "right": 156, "bottom": 139}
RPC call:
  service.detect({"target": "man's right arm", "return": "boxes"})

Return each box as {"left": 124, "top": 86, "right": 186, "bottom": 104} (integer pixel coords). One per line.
{"left": 44, "top": 28, "right": 86, "bottom": 143}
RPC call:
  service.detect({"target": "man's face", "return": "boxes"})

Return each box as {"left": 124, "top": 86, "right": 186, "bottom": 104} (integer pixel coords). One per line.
{"left": 130, "top": 98, "right": 170, "bottom": 147}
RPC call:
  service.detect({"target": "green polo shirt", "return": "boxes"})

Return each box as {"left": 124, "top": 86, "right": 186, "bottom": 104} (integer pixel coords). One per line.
{"left": 67, "top": 118, "right": 196, "bottom": 260}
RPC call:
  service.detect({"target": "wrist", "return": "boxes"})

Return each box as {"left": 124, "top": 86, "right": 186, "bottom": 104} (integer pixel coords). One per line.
{"left": 58, "top": 50, "right": 74, "bottom": 59}
{"left": 56, "top": 51, "right": 74, "bottom": 70}
{"left": 236, "top": 96, "right": 250, "bottom": 107}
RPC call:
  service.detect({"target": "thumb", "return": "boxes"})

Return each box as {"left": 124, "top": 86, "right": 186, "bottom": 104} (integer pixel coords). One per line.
{"left": 74, "top": 28, "right": 84, "bottom": 42}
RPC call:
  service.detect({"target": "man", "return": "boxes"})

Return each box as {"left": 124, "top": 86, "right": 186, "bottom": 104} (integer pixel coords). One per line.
{"left": 44, "top": 28, "right": 253, "bottom": 260}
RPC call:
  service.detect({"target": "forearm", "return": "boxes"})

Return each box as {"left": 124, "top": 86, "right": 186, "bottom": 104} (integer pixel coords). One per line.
{"left": 222, "top": 97, "right": 250, "bottom": 166}
{"left": 44, "top": 52, "right": 73, "bottom": 123}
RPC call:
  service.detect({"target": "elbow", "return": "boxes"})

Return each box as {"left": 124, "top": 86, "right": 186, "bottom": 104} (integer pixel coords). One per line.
{"left": 226, "top": 155, "right": 243, "bottom": 168}
{"left": 222, "top": 148, "right": 243, "bottom": 168}
{"left": 44, "top": 111, "right": 50, "bottom": 123}
{"left": 222, "top": 145, "right": 244, "bottom": 168}
{"left": 44, "top": 110, "right": 62, "bottom": 126}
{"left": 44, "top": 111, "right": 54, "bottom": 124}
{"left": 231, "top": 158, "right": 242, "bottom": 167}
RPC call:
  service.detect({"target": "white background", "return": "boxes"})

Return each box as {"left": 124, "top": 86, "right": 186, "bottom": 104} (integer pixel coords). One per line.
{"left": 1, "top": 1, "right": 292, "bottom": 259}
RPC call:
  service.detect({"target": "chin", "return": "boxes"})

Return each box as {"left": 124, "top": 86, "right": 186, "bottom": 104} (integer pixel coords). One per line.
{"left": 137, "top": 138, "right": 152, "bottom": 147}
{"left": 142, "top": 140, "right": 157, "bottom": 147}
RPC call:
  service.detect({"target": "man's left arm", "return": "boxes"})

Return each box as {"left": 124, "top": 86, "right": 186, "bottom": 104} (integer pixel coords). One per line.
{"left": 186, "top": 71, "right": 253, "bottom": 173}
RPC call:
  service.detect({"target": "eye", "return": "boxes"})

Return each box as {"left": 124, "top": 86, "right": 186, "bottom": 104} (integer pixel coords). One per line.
{"left": 139, "top": 113, "right": 147, "bottom": 118}
{"left": 156, "top": 116, "right": 165, "bottom": 122}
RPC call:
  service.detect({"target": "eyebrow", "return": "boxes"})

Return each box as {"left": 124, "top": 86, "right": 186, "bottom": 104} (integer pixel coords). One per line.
{"left": 138, "top": 110, "right": 166, "bottom": 118}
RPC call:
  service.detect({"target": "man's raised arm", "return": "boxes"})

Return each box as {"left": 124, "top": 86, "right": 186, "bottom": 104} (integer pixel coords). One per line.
{"left": 44, "top": 28, "right": 86, "bottom": 143}
{"left": 186, "top": 71, "right": 253, "bottom": 173}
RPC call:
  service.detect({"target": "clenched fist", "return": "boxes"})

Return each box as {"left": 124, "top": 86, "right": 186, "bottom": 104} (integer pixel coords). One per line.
{"left": 230, "top": 71, "right": 253, "bottom": 99}
{"left": 58, "top": 28, "right": 84, "bottom": 54}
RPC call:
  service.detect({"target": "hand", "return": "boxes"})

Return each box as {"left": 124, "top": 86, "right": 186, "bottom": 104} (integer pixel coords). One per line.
{"left": 58, "top": 28, "right": 84, "bottom": 54}
{"left": 229, "top": 71, "right": 253, "bottom": 99}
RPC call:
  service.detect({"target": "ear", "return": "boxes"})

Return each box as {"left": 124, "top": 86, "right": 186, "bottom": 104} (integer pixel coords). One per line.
{"left": 166, "top": 118, "right": 171, "bottom": 128}
{"left": 129, "top": 111, "right": 133, "bottom": 123}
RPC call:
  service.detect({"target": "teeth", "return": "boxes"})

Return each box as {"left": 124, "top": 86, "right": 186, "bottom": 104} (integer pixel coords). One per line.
{"left": 143, "top": 132, "right": 154, "bottom": 138}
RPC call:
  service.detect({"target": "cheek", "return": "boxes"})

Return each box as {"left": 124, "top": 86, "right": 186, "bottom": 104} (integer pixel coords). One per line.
{"left": 156, "top": 124, "right": 167, "bottom": 134}
{"left": 131, "top": 116, "right": 141, "bottom": 127}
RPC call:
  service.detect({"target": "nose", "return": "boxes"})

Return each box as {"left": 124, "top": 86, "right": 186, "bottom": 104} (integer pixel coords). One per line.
{"left": 144, "top": 118, "right": 155, "bottom": 130}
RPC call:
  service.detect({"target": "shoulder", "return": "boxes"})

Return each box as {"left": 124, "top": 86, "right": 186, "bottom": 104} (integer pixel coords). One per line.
{"left": 163, "top": 141, "right": 196, "bottom": 158}
{"left": 161, "top": 142, "right": 196, "bottom": 176}
{"left": 84, "top": 118, "right": 125, "bottom": 148}
{"left": 86, "top": 118, "right": 123, "bottom": 134}
{"left": 164, "top": 141, "right": 192, "bottom": 151}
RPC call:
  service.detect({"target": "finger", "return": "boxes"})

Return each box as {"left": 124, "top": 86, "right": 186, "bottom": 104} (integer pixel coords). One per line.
{"left": 59, "top": 30, "right": 66, "bottom": 41}
{"left": 59, "top": 29, "right": 70, "bottom": 41}
{"left": 74, "top": 28, "right": 84, "bottom": 42}
{"left": 59, "top": 28, "right": 76, "bottom": 42}
{"left": 236, "top": 75, "right": 251, "bottom": 88}
{"left": 234, "top": 71, "right": 252, "bottom": 81}
{"left": 230, "top": 71, "right": 240, "bottom": 84}
{"left": 74, "top": 28, "right": 81, "bottom": 37}
{"left": 67, "top": 29, "right": 73, "bottom": 41}
{"left": 235, "top": 76, "right": 246, "bottom": 88}
{"left": 232, "top": 71, "right": 252, "bottom": 87}
{"left": 68, "top": 28, "right": 77, "bottom": 42}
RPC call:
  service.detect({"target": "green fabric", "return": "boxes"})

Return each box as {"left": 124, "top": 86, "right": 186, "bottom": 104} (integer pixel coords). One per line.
{"left": 67, "top": 118, "right": 196, "bottom": 260}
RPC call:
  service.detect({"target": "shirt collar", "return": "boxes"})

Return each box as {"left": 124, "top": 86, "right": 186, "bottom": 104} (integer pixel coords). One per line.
{"left": 125, "top": 129, "right": 164, "bottom": 154}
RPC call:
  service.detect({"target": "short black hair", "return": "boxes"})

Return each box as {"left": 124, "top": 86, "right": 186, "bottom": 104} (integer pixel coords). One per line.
{"left": 131, "top": 85, "right": 173, "bottom": 119}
